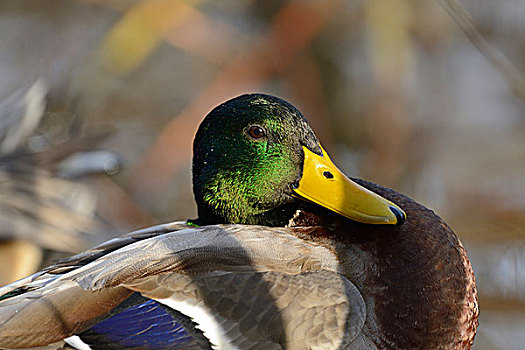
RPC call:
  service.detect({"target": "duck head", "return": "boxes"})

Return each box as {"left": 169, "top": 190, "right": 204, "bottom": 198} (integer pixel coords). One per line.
{"left": 192, "top": 94, "right": 405, "bottom": 226}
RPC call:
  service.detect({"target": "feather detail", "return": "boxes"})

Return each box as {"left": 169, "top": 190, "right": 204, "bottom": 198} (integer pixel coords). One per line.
{"left": 0, "top": 224, "right": 362, "bottom": 349}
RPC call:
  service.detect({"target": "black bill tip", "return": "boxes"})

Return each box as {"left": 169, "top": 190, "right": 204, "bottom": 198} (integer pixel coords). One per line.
{"left": 389, "top": 205, "right": 406, "bottom": 225}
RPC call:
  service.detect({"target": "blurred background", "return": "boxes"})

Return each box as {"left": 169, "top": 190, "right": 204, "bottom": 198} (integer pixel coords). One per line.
{"left": 0, "top": 0, "right": 524, "bottom": 348}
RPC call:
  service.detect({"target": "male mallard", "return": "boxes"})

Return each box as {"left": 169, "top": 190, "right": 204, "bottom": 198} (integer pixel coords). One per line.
{"left": 0, "top": 94, "right": 478, "bottom": 349}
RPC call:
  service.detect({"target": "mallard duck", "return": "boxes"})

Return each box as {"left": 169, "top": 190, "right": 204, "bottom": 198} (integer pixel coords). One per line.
{"left": 0, "top": 94, "right": 478, "bottom": 349}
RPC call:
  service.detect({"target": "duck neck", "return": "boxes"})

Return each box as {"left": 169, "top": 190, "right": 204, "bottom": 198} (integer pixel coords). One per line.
{"left": 194, "top": 201, "right": 300, "bottom": 227}
{"left": 328, "top": 179, "right": 477, "bottom": 348}
{"left": 286, "top": 178, "right": 477, "bottom": 348}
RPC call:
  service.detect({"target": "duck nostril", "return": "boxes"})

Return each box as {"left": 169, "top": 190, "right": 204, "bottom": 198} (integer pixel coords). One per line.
{"left": 323, "top": 171, "right": 334, "bottom": 179}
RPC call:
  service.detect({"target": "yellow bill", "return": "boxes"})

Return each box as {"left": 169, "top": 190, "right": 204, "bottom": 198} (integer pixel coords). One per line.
{"left": 292, "top": 146, "right": 406, "bottom": 225}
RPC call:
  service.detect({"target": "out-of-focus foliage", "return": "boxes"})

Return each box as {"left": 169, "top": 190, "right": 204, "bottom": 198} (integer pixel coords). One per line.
{"left": 0, "top": 0, "right": 524, "bottom": 348}
{"left": 0, "top": 81, "right": 119, "bottom": 285}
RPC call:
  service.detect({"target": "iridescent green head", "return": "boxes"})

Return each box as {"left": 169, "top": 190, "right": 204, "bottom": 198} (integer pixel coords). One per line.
{"left": 192, "top": 94, "right": 405, "bottom": 227}
{"left": 192, "top": 94, "right": 321, "bottom": 226}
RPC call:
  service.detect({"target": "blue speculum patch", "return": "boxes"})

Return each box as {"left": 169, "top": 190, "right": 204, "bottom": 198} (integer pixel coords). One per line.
{"left": 82, "top": 298, "right": 204, "bottom": 348}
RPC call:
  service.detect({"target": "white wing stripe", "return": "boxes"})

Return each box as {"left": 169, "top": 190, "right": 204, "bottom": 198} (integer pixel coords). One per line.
{"left": 155, "top": 297, "right": 240, "bottom": 350}
{"left": 64, "top": 336, "right": 92, "bottom": 350}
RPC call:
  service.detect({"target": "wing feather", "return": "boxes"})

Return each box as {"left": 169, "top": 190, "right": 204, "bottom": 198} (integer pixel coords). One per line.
{"left": 0, "top": 224, "right": 366, "bottom": 349}
{"left": 128, "top": 271, "right": 365, "bottom": 349}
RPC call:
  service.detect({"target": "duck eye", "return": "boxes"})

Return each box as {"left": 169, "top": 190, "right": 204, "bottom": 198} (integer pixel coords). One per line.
{"left": 247, "top": 125, "right": 266, "bottom": 139}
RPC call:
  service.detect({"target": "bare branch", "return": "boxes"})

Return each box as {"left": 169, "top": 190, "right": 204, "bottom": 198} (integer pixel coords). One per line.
{"left": 440, "top": 0, "right": 525, "bottom": 103}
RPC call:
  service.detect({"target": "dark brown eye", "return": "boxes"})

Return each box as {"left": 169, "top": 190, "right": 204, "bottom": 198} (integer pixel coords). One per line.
{"left": 248, "top": 125, "right": 266, "bottom": 139}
